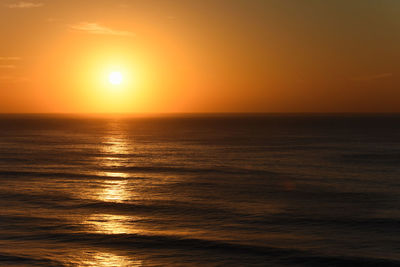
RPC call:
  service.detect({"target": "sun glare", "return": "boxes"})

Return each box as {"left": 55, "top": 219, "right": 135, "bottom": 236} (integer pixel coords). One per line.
{"left": 109, "top": 71, "right": 123, "bottom": 85}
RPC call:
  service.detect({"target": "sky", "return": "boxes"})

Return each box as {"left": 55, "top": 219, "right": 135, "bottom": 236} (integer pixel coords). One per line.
{"left": 0, "top": 0, "right": 399, "bottom": 113}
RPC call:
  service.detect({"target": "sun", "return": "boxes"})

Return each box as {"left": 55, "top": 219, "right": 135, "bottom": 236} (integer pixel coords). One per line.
{"left": 109, "top": 71, "right": 123, "bottom": 85}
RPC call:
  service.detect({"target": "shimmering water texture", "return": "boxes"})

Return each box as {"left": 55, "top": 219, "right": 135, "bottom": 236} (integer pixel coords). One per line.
{"left": 0, "top": 114, "right": 399, "bottom": 266}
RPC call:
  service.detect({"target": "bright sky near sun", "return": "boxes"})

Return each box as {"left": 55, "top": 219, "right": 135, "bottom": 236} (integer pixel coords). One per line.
{"left": 109, "top": 72, "right": 123, "bottom": 85}
{"left": 0, "top": 0, "right": 399, "bottom": 113}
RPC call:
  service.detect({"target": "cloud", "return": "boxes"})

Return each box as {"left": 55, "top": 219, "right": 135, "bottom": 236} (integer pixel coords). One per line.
{"left": 0, "top": 75, "right": 29, "bottom": 83}
{"left": 6, "top": 1, "right": 43, "bottom": 8}
{"left": 0, "top": 57, "right": 21, "bottom": 70}
{"left": 0, "top": 57, "right": 21, "bottom": 61}
{"left": 351, "top": 73, "right": 393, "bottom": 82}
{"left": 69, "top": 22, "right": 134, "bottom": 36}
{"left": 0, "top": 65, "right": 16, "bottom": 69}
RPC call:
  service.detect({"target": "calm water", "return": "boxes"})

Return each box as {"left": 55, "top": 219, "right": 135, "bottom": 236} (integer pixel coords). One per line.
{"left": 0, "top": 114, "right": 399, "bottom": 266}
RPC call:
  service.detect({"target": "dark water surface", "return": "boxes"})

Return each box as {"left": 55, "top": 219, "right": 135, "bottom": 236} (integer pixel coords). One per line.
{"left": 0, "top": 114, "right": 399, "bottom": 266}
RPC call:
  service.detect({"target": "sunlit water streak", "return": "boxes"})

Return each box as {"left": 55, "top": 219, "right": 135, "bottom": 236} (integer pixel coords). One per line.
{"left": 84, "top": 214, "right": 140, "bottom": 235}
{"left": 0, "top": 115, "right": 399, "bottom": 266}
{"left": 80, "top": 251, "right": 141, "bottom": 267}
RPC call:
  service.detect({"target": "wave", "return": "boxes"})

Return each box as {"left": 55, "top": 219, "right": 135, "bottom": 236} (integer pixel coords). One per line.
{"left": 337, "top": 152, "right": 400, "bottom": 165}
{"left": 2, "top": 187, "right": 399, "bottom": 231}
{"left": 0, "top": 253, "right": 65, "bottom": 267}
{"left": 0, "top": 170, "right": 120, "bottom": 180}
{"left": 0, "top": 189, "right": 237, "bottom": 220}
{"left": 103, "top": 165, "right": 277, "bottom": 175}
{"left": 5, "top": 231, "right": 399, "bottom": 266}
{"left": 0, "top": 165, "right": 277, "bottom": 180}
{"left": 248, "top": 214, "right": 400, "bottom": 232}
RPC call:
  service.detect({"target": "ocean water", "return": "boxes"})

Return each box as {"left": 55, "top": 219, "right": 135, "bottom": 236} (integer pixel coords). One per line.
{"left": 0, "top": 114, "right": 399, "bottom": 266}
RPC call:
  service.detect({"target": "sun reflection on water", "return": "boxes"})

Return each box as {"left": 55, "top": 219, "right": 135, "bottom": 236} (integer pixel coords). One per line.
{"left": 102, "top": 135, "right": 130, "bottom": 157}
{"left": 97, "top": 127, "right": 132, "bottom": 169}
{"left": 104, "top": 171, "right": 129, "bottom": 178}
{"left": 84, "top": 214, "right": 141, "bottom": 235}
{"left": 98, "top": 179, "right": 131, "bottom": 203}
{"left": 83, "top": 126, "right": 143, "bottom": 238}
{"left": 80, "top": 251, "right": 142, "bottom": 267}
{"left": 96, "top": 130, "right": 132, "bottom": 202}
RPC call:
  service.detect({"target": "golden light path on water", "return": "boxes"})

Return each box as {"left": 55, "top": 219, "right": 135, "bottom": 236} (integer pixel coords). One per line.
{"left": 79, "top": 251, "right": 142, "bottom": 267}
{"left": 99, "top": 179, "right": 130, "bottom": 203}
{"left": 80, "top": 123, "right": 144, "bottom": 266}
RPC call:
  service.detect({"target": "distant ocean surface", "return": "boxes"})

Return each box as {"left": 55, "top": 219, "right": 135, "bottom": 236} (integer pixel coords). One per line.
{"left": 0, "top": 114, "right": 399, "bottom": 266}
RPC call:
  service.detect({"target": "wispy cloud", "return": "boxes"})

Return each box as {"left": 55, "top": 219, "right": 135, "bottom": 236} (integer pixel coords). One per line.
{"left": 0, "top": 57, "right": 21, "bottom": 70}
{"left": 6, "top": 1, "right": 43, "bottom": 8}
{"left": 0, "top": 57, "right": 21, "bottom": 61}
{"left": 0, "top": 65, "right": 16, "bottom": 69}
{"left": 69, "top": 22, "right": 134, "bottom": 36}
{"left": 0, "top": 75, "right": 29, "bottom": 83}
{"left": 351, "top": 73, "right": 393, "bottom": 82}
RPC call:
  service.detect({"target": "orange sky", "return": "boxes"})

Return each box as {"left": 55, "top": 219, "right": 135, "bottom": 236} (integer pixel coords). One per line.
{"left": 0, "top": 0, "right": 399, "bottom": 113}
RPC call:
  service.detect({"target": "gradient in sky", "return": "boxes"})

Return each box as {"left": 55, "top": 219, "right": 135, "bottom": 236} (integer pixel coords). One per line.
{"left": 0, "top": 0, "right": 399, "bottom": 113}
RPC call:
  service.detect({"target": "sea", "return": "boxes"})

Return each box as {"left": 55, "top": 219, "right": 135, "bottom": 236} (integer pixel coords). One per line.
{"left": 0, "top": 114, "right": 399, "bottom": 266}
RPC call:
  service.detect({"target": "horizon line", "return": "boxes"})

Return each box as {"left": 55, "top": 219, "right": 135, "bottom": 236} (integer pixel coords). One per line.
{"left": 0, "top": 112, "right": 399, "bottom": 116}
